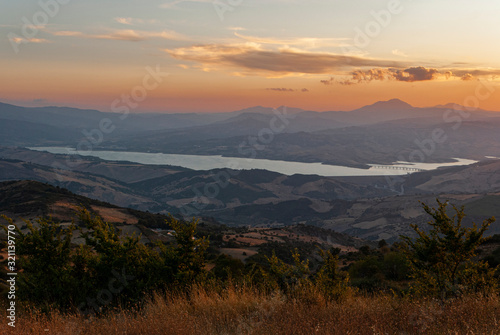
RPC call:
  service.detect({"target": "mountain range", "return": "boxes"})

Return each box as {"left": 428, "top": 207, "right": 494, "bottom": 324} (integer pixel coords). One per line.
{"left": 2, "top": 99, "right": 500, "bottom": 242}
{"left": 2, "top": 99, "right": 499, "bottom": 167}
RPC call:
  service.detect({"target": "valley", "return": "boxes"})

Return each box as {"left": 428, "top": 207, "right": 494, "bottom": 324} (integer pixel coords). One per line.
{"left": 2, "top": 100, "right": 500, "bottom": 243}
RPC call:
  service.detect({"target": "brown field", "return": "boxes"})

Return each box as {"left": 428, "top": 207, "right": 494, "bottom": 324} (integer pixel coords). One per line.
{"left": 2, "top": 289, "right": 500, "bottom": 334}
{"left": 50, "top": 201, "right": 81, "bottom": 220}
{"left": 223, "top": 228, "right": 360, "bottom": 252}
{"left": 219, "top": 248, "right": 258, "bottom": 261}
{"left": 90, "top": 206, "right": 139, "bottom": 225}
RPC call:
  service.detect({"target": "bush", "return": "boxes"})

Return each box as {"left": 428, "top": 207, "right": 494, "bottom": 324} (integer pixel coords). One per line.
{"left": 2, "top": 209, "right": 208, "bottom": 314}
{"left": 401, "top": 200, "right": 499, "bottom": 299}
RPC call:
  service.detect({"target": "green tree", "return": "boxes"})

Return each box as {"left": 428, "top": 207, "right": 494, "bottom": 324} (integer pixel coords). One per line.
{"left": 2, "top": 209, "right": 209, "bottom": 313}
{"left": 157, "top": 215, "right": 209, "bottom": 287}
{"left": 262, "top": 248, "right": 311, "bottom": 292}
{"left": 212, "top": 254, "right": 245, "bottom": 281}
{"left": 382, "top": 251, "right": 409, "bottom": 281}
{"left": 401, "top": 200, "right": 498, "bottom": 299}
{"left": 315, "top": 248, "right": 350, "bottom": 300}
{"left": 78, "top": 209, "right": 162, "bottom": 306}
{"left": 3, "top": 215, "right": 77, "bottom": 311}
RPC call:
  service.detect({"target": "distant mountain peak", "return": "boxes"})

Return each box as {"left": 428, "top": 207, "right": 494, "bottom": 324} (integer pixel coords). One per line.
{"left": 358, "top": 99, "right": 413, "bottom": 111}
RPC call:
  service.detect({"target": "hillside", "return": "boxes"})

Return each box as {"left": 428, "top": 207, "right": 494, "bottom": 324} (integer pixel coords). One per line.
{"left": 3, "top": 148, "right": 500, "bottom": 241}
{"left": 0, "top": 179, "right": 372, "bottom": 253}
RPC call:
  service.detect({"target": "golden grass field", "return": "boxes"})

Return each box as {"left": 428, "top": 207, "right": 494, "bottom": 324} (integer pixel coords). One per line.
{"left": 2, "top": 287, "right": 499, "bottom": 334}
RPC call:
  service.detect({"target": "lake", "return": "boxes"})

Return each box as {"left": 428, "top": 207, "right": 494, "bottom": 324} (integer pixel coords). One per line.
{"left": 29, "top": 147, "right": 478, "bottom": 177}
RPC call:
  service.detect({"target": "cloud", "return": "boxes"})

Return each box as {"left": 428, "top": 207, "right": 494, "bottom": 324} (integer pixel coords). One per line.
{"left": 330, "top": 66, "right": 440, "bottom": 85}
{"left": 266, "top": 88, "right": 295, "bottom": 92}
{"left": 337, "top": 79, "right": 355, "bottom": 86}
{"left": 392, "top": 49, "right": 408, "bottom": 57}
{"left": 352, "top": 68, "right": 389, "bottom": 82}
{"left": 114, "top": 17, "right": 159, "bottom": 25}
{"left": 461, "top": 73, "right": 474, "bottom": 81}
{"left": 115, "top": 17, "right": 134, "bottom": 25}
{"left": 265, "top": 88, "right": 309, "bottom": 92}
{"left": 234, "top": 32, "right": 349, "bottom": 49}
{"left": 320, "top": 76, "right": 358, "bottom": 86}
{"left": 51, "top": 29, "right": 186, "bottom": 42}
{"left": 167, "top": 43, "right": 405, "bottom": 75}
{"left": 52, "top": 31, "right": 84, "bottom": 37}
{"left": 441, "top": 69, "right": 500, "bottom": 80}
{"left": 8, "top": 36, "right": 50, "bottom": 44}
{"left": 393, "top": 66, "right": 439, "bottom": 82}
{"left": 168, "top": 42, "right": 500, "bottom": 82}
{"left": 33, "top": 98, "right": 48, "bottom": 103}
{"left": 229, "top": 27, "right": 247, "bottom": 31}
{"left": 95, "top": 30, "right": 146, "bottom": 42}
{"left": 320, "top": 77, "right": 334, "bottom": 85}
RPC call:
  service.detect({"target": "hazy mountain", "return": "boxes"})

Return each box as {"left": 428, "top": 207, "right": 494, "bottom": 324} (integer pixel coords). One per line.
{"left": 2, "top": 99, "right": 497, "bottom": 146}
{"left": 231, "top": 105, "right": 306, "bottom": 115}
{"left": 354, "top": 98, "right": 414, "bottom": 114}
{"left": 0, "top": 118, "right": 79, "bottom": 145}
{"left": 3, "top": 99, "right": 500, "bottom": 169}
{"left": 112, "top": 117, "right": 500, "bottom": 168}
{"left": 0, "top": 101, "right": 235, "bottom": 142}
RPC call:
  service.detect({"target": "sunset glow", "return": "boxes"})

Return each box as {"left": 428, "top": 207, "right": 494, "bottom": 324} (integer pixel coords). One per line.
{"left": 2, "top": 0, "right": 500, "bottom": 112}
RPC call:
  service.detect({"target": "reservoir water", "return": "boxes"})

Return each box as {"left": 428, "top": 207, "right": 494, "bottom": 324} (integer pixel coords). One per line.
{"left": 29, "top": 147, "right": 478, "bottom": 177}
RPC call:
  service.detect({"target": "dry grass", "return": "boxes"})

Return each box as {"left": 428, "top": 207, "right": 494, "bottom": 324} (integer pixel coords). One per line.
{"left": 2, "top": 288, "right": 500, "bottom": 334}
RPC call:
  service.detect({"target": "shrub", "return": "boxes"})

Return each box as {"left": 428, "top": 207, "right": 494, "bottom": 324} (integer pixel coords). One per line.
{"left": 401, "top": 199, "right": 499, "bottom": 299}
{"left": 2, "top": 209, "right": 208, "bottom": 314}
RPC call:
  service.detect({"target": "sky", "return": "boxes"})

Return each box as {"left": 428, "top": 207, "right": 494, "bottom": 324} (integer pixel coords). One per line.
{"left": 1, "top": 0, "right": 500, "bottom": 113}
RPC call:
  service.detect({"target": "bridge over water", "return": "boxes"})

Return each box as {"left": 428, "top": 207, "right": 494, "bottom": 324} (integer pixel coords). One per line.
{"left": 369, "top": 165, "right": 425, "bottom": 172}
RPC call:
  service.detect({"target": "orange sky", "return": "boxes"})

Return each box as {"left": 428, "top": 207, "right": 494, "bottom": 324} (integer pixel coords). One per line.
{"left": 1, "top": 1, "right": 500, "bottom": 113}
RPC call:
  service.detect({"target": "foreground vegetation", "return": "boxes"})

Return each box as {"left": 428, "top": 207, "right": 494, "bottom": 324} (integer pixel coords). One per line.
{"left": 2, "top": 287, "right": 500, "bottom": 334}
{"left": 1, "top": 200, "right": 500, "bottom": 333}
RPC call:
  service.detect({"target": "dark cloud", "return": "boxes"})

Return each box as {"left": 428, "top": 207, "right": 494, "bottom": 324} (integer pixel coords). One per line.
{"left": 324, "top": 66, "right": 440, "bottom": 85}
{"left": 444, "top": 69, "right": 500, "bottom": 79}
{"left": 320, "top": 77, "right": 334, "bottom": 85}
{"left": 392, "top": 66, "right": 438, "bottom": 82}
{"left": 337, "top": 79, "right": 355, "bottom": 86}
{"left": 352, "top": 68, "right": 389, "bottom": 82}
{"left": 168, "top": 43, "right": 500, "bottom": 83}
{"left": 168, "top": 44, "right": 405, "bottom": 74}
{"left": 265, "top": 88, "right": 309, "bottom": 92}
{"left": 266, "top": 88, "right": 295, "bottom": 92}
{"left": 461, "top": 73, "right": 474, "bottom": 81}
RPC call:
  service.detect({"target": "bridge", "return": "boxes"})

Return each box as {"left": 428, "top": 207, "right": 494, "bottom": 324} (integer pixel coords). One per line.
{"left": 369, "top": 165, "right": 425, "bottom": 172}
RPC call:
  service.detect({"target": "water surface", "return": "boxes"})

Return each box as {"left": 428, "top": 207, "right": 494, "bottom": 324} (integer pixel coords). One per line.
{"left": 29, "top": 147, "right": 478, "bottom": 177}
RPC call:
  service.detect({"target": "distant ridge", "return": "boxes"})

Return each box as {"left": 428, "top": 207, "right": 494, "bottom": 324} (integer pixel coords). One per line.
{"left": 355, "top": 98, "right": 413, "bottom": 112}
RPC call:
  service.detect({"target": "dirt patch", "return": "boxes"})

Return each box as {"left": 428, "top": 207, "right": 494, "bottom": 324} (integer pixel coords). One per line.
{"left": 49, "top": 200, "right": 81, "bottom": 221}
{"left": 224, "top": 235, "right": 268, "bottom": 246}
{"left": 90, "top": 206, "right": 138, "bottom": 224}
{"left": 219, "top": 248, "right": 258, "bottom": 262}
